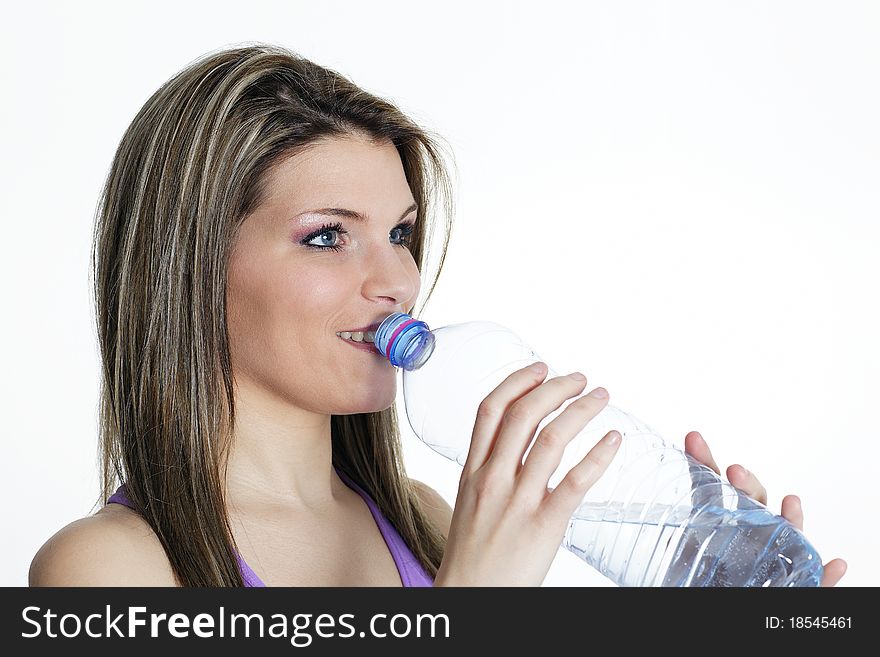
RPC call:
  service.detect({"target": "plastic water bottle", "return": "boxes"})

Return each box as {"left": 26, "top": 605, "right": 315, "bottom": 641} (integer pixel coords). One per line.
{"left": 374, "top": 312, "right": 824, "bottom": 587}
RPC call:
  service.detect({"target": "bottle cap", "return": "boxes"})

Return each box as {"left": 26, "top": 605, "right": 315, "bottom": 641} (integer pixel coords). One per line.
{"left": 375, "top": 312, "right": 435, "bottom": 370}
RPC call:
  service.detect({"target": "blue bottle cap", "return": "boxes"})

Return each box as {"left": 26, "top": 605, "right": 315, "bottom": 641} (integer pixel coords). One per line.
{"left": 374, "top": 312, "right": 435, "bottom": 370}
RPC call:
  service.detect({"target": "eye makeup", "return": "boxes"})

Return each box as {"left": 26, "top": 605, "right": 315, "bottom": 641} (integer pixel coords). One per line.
{"left": 299, "top": 220, "right": 416, "bottom": 252}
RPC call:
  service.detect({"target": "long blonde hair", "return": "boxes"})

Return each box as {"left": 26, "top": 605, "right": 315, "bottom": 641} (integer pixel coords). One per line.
{"left": 91, "top": 43, "right": 456, "bottom": 585}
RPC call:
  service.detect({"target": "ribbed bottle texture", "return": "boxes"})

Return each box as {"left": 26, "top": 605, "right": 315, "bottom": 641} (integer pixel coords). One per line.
{"left": 375, "top": 313, "right": 823, "bottom": 587}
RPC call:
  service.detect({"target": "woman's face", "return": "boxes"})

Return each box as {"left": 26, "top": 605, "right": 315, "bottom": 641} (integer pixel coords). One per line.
{"left": 226, "top": 134, "right": 421, "bottom": 414}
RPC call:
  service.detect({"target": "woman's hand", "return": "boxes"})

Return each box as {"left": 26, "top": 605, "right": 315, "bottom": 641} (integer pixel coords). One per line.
{"left": 434, "top": 362, "right": 622, "bottom": 586}
{"left": 684, "top": 430, "right": 847, "bottom": 587}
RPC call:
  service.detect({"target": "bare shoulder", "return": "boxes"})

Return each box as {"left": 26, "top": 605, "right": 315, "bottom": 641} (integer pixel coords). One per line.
{"left": 29, "top": 504, "right": 179, "bottom": 586}
{"left": 409, "top": 478, "right": 454, "bottom": 540}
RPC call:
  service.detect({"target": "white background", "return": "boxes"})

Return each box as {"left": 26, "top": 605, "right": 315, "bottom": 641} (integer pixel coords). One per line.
{"left": 2, "top": 1, "right": 877, "bottom": 587}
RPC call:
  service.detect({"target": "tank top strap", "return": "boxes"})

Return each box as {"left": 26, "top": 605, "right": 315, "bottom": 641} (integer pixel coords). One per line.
{"left": 105, "top": 473, "right": 434, "bottom": 587}
{"left": 107, "top": 484, "right": 135, "bottom": 509}
{"left": 333, "top": 466, "right": 434, "bottom": 587}
{"left": 105, "top": 484, "right": 261, "bottom": 585}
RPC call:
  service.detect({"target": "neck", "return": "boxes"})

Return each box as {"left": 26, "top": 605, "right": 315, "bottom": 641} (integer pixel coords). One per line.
{"left": 222, "top": 376, "right": 341, "bottom": 512}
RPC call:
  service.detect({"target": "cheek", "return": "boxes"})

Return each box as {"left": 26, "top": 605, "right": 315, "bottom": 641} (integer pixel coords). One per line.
{"left": 226, "top": 268, "right": 273, "bottom": 380}
{"left": 226, "top": 243, "right": 295, "bottom": 369}
{"left": 227, "top": 263, "right": 337, "bottom": 370}
{"left": 286, "top": 269, "right": 344, "bottom": 315}
{"left": 227, "top": 260, "right": 393, "bottom": 410}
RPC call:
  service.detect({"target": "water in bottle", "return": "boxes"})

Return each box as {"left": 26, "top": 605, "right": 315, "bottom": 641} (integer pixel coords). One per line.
{"left": 374, "top": 312, "right": 824, "bottom": 587}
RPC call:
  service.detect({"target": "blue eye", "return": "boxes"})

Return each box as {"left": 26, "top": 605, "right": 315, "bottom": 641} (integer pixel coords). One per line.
{"left": 302, "top": 222, "right": 348, "bottom": 252}
{"left": 390, "top": 222, "right": 416, "bottom": 248}
{"left": 301, "top": 221, "right": 416, "bottom": 252}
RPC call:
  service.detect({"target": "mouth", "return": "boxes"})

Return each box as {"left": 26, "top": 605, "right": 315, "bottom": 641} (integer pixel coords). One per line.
{"left": 337, "top": 322, "right": 381, "bottom": 335}
{"left": 336, "top": 326, "right": 377, "bottom": 340}
{"left": 336, "top": 321, "right": 381, "bottom": 343}
{"left": 336, "top": 333, "right": 382, "bottom": 355}
{"left": 336, "top": 323, "right": 381, "bottom": 355}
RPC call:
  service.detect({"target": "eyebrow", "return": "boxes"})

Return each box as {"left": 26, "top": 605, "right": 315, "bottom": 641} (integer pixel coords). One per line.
{"left": 296, "top": 202, "right": 418, "bottom": 223}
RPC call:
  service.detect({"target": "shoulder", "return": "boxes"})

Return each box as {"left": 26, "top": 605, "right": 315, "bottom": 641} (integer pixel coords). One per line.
{"left": 29, "top": 504, "right": 179, "bottom": 586}
{"left": 409, "top": 478, "right": 454, "bottom": 540}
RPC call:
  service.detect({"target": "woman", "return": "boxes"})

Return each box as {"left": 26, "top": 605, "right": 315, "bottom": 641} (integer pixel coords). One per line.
{"left": 29, "top": 43, "right": 846, "bottom": 587}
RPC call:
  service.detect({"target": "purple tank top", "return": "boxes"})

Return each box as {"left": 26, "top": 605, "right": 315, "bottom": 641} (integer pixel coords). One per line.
{"left": 105, "top": 466, "right": 434, "bottom": 587}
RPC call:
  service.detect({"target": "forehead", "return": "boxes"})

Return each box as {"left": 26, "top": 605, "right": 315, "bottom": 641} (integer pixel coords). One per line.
{"left": 261, "top": 136, "right": 413, "bottom": 212}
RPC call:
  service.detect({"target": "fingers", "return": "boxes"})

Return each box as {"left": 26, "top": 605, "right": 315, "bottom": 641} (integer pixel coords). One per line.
{"left": 486, "top": 367, "right": 591, "bottom": 474}
{"left": 686, "top": 432, "right": 847, "bottom": 588}
{"left": 820, "top": 559, "right": 848, "bottom": 587}
{"left": 515, "top": 384, "right": 611, "bottom": 506}
{"left": 687, "top": 432, "right": 771, "bottom": 506}
{"left": 779, "top": 497, "right": 847, "bottom": 587}
{"left": 684, "top": 431, "right": 720, "bottom": 474}
{"left": 540, "top": 430, "right": 622, "bottom": 526}
{"left": 728, "top": 464, "right": 769, "bottom": 507}
{"left": 780, "top": 494, "right": 804, "bottom": 530}
{"left": 462, "top": 362, "right": 549, "bottom": 479}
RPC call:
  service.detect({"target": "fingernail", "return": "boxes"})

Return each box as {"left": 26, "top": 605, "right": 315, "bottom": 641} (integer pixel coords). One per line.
{"left": 589, "top": 387, "right": 607, "bottom": 398}
{"left": 568, "top": 372, "right": 586, "bottom": 381}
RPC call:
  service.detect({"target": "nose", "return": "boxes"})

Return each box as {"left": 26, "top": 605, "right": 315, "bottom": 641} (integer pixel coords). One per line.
{"left": 361, "top": 244, "right": 420, "bottom": 309}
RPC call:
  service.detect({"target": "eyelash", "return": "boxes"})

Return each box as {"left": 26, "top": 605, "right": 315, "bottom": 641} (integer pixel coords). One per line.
{"left": 301, "top": 221, "right": 416, "bottom": 252}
